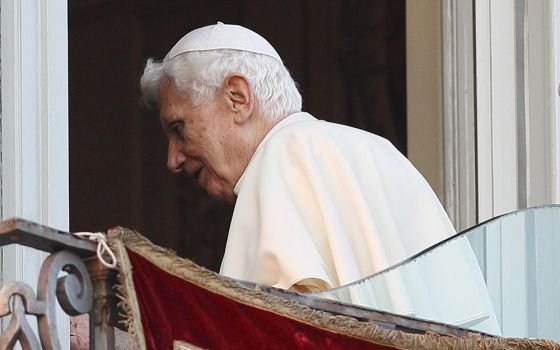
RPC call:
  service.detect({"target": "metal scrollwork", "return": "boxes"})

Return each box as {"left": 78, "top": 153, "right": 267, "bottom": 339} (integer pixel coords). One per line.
{"left": 0, "top": 250, "right": 93, "bottom": 349}
{"left": 0, "top": 283, "right": 44, "bottom": 349}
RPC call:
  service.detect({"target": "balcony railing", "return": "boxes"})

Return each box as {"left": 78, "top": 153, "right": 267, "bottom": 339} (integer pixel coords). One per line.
{"left": 0, "top": 217, "right": 482, "bottom": 349}
{"left": 0, "top": 218, "right": 117, "bottom": 349}
{"left": 6, "top": 214, "right": 552, "bottom": 349}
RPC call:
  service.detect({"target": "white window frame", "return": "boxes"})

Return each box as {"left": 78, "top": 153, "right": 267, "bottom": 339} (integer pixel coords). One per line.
{"left": 1, "top": 0, "right": 70, "bottom": 347}
{"left": 556, "top": 0, "right": 560, "bottom": 184}
{"left": 474, "top": 0, "right": 519, "bottom": 221}
{"left": 444, "top": 0, "right": 559, "bottom": 239}
{"left": 444, "top": 0, "right": 560, "bottom": 337}
{"left": 441, "top": 0, "right": 477, "bottom": 232}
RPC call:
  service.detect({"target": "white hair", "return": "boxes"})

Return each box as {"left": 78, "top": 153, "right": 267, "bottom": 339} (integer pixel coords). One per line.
{"left": 140, "top": 50, "right": 302, "bottom": 121}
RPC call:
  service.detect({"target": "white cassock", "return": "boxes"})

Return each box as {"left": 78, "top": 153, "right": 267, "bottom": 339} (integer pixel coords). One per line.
{"left": 220, "top": 112, "right": 501, "bottom": 335}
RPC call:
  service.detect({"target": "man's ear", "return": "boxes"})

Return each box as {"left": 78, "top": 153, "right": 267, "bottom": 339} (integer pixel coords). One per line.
{"left": 224, "top": 74, "right": 254, "bottom": 124}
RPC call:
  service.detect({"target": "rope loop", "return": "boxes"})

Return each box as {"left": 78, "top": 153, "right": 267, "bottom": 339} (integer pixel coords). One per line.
{"left": 72, "top": 232, "right": 117, "bottom": 269}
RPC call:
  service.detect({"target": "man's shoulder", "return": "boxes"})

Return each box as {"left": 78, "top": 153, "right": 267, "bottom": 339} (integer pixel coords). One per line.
{"left": 272, "top": 117, "right": 328, "bottom": 137}
{"left": 267, "top": 116, "right": 388, "bottom": 150}
{"left": 262, "top": 119, "right": 338, "bottom": 155}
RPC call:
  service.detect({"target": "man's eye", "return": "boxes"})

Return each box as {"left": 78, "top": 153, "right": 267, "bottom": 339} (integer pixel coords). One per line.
{"left": 170, "top": 124, "right": 184, "bottom": 138}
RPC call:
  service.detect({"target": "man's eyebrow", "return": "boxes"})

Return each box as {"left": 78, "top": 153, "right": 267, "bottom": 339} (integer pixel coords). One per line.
{"left": 160, "top": 109, "right": 184, "bottom": 128}
{"left": 161, "top": 115, "right": 178, "bottom": 125}
{"left": 161, "top": 119, "right": 181, "bottom": 133}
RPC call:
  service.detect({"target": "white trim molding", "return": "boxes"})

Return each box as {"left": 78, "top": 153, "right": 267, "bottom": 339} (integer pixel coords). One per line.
{"left": 475, "top": 0, "right": 519, "bottom": 222}
{"left": 473, "top": 0, "right": 558, "bottom": 220}
{"left": 469, "top": 0, "right": 558, "bottom": 337}
{"left": 1, "top": 0, "right": 69, "bottom": 347}
{"left": 440, "top": 0, "right": 555, "bottom": 226}
{"left": 523, "top": 0, "right": 558, "bottom": 207}
{"left": 441, "top": 0, "right": 477, "bottom": 232}
{"left": 555, "top": 0, "right": 560, "bottom": 197}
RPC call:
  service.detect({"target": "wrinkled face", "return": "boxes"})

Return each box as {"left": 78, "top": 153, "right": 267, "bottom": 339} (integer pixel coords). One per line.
{"left": 158, "top": 77, "right": 240, "bottom": 203}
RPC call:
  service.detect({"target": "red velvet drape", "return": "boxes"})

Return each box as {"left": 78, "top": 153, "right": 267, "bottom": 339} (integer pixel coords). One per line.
{"left": 127, "top": 248, "right": 400, "bottom": 350}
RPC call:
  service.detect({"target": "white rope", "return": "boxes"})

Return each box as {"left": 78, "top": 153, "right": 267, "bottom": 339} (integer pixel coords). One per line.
{"left": 72, "top": 232, "right": 117, "bottom": 269}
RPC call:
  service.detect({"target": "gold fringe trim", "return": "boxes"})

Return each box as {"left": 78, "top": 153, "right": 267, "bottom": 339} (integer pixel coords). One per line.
{"left": 173, "top": 340, "right": 208, "bottom": 350}
{"left": 108, "top": 227, "right": 560, "bottom": 350}
{"left": 110, "top": 229, "right": 147, "bottom": 350}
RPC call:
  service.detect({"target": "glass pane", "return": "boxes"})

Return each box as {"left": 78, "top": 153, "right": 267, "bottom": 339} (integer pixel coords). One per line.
{"left": 309, "top": 205, "right": 560, "bottom": 340}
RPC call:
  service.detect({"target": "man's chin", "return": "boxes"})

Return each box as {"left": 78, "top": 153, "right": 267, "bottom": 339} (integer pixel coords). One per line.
{"left": 205, "top": 187, "right": 236, "bottom": 204}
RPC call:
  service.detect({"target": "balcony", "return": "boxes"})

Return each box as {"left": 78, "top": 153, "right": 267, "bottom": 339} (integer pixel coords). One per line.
{"left": 0, "top": 207, "right": 559, "bottom": 349}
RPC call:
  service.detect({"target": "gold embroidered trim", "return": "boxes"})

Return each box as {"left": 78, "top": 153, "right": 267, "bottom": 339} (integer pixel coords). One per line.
{"left": 173, "top": 340, "right": 209, "bottom": 350}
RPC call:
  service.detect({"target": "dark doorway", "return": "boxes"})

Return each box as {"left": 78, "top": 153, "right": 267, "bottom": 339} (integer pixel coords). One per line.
{"left": 69, "top": 0, "right": 406, "bottom": 272}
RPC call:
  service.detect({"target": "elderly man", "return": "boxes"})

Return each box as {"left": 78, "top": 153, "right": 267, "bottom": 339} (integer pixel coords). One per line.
{"left": 140, "top": 22, "right": 500, "bottom": 334}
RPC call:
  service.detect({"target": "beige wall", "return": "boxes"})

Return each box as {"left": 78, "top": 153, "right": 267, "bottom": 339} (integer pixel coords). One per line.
{"left": 406, "top": 0, "right": 444, "bottom": 201}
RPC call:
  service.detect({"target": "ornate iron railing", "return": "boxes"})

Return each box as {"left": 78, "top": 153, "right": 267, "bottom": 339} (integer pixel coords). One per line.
{"left": 0, "top": 218, "right": 117, "bottom": 350}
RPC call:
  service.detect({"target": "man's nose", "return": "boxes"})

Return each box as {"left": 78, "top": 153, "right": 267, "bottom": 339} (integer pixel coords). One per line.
{"left": 167, "top": 143, "right": 187, "bottom": 174}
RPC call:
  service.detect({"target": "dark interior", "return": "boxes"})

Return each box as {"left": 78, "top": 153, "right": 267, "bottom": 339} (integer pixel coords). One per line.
{"left": 69, "top": 0, "right": 406, "bottom": 272}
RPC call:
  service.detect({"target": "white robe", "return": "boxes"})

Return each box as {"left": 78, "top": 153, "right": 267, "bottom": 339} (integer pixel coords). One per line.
{"left": 220, "top": 112, "right": 500, "bottom": 334}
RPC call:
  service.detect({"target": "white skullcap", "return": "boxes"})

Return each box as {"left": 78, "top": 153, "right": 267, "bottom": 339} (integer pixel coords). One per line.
{"left": 165, "top": 22, "right": 282, "bottom": 62}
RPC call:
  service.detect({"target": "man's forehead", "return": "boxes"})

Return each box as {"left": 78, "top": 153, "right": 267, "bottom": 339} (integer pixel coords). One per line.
{"left": 159, "top": 103, "right": 184, "bottom": 127}
{"left": 157, "top": 76, "right": 176, "bottom": 101}
{"left": 160, "top": 108, "right": 183, "bottom": 123}
{"left": 158, "top": 78, "right": 187, "bottom": 122}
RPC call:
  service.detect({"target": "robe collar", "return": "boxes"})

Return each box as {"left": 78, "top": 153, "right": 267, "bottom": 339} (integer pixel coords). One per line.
{"left": 234, "top": 112, "right": 316, "bottom": 195}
